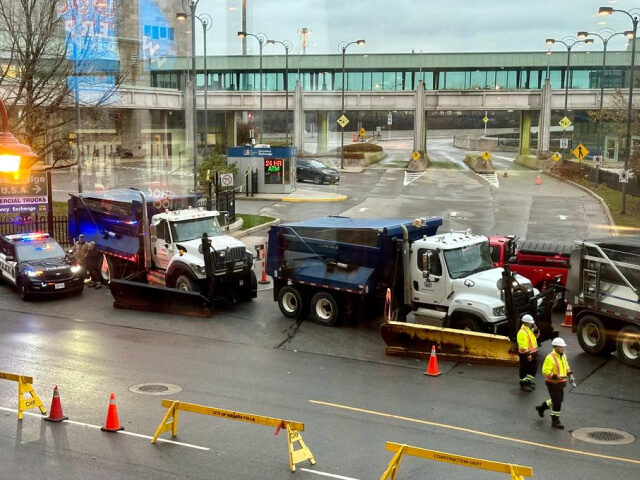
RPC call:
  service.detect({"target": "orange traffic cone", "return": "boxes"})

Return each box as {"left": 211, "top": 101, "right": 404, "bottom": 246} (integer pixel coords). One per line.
{"left": 561, "top": 303, "right": 573, "bottom": 328}
{"left": 101, "top": 393, "right": 124, "bottom": 432}
{"left": 44, "top": 386, "right": 68, "bottom": 422}
{"left": 424, "top": 345, "right": 442, "bottom": 377}
{"left": 535, "top": 173, "right": 542, "bottom": 185}
{"left": 503, "top": 169, "right": 508, "bottom": 178}
{"left": 258, "top": 245, "right": 269, "bottom": 285}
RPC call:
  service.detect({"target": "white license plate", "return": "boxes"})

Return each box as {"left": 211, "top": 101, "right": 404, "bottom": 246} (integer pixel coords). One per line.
{"left": 235, "top": 261, "right": 244, "bottom": 267}
{"left": 54, "top": 283, "right": 65, "bottom": 290}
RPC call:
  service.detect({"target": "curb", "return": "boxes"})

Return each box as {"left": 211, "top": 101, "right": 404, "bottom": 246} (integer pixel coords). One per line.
{"left": 543, "top": 171, "right": 618, "bottom": 237}
{"left": 281, "top": 195, "right": 348, "bottom": 203}
{"left": 232, "top": 217, "right": 280, "bottom": 239}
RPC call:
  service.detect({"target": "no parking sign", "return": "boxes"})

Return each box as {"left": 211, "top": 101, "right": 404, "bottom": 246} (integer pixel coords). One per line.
{"left": 219, "top": 173, "right": 234, "bottom": 187}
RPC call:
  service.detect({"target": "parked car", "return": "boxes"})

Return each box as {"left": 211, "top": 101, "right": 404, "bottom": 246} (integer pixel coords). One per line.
{"left": 296, "top": 159, "right": 340, "bottom": 184}
{"left": 0, "top": 233, "right": 84, "bottom": 300}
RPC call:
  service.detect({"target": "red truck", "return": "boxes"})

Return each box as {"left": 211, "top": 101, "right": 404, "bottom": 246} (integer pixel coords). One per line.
{"left": 489, "top": 236, "right": 571, "bottom": 306}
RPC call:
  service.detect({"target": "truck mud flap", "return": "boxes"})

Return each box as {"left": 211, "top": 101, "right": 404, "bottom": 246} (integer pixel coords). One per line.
{"left": 381, "top": 321, "right": 519, "bottom": 366}
{"left": 109, "top": 279, "right": 212, "bottom": 318}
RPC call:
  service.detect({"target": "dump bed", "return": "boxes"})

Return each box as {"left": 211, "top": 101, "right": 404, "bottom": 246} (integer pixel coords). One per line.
{"left": 68, "top": 189, "right": 200, "bottom": 261}
{"left": 266, "top": 216, "right": 442, "bottom": 294}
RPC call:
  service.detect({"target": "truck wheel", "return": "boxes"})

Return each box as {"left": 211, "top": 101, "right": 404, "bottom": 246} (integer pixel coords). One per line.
{"left": 17, "top": 281, "right": 31, "bottom": 301}
{"left": 237, "top": 271, "right": 258, "bottom": 302}
{"left": 452, "top": 315, "right": 481, "bottom": 332}
{"left": 615, "top": 326, "right": 640, "bottom": 367}
{"left": 576, "top": 315, "right": 609, "bottom": 355}
{"left": 100, "top": 255, "right": 123, "bottom": 284}
{"left": 277, "top": 286, "right": 305, "bottom": 319}
{"left": 175, "top": 274, "right": 199, "bottom": 293}
{"left": 311, "top": 292, "right": 339, "bottom": 326}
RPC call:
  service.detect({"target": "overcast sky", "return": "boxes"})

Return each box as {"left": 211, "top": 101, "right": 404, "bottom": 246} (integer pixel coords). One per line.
{"left": 192, "top": 0, "right": 638, "bottom": 56}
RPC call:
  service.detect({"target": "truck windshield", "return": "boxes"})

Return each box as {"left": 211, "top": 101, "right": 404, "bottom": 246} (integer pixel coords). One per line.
{"left": 170, "top": 217, "right": 223, "bottom": 242}
{"left": 17, "top": 241, "right": 65, "bottom": 261}
{"left": 443, "top": 242, "right": 494, "bottom": 279}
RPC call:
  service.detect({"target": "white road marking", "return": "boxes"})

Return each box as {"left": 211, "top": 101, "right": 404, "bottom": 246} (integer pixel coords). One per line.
{"left": 477, "top": 172, "right": 500, "bottom": 188}
{"left": 403, "top": 171, "right": 425, "bottom": 186}
{"left": 558, "top": 215, "right": 567, "bottom": 220}
{"left": 300, "top": 468, "right": 362, "bottom": 480}
{"left": 450, "top": 211, "right": 458, "bottom": 217}
{"left": 358, "top": 207, "right": 368, "bottom": 213}
{"left": 0, "top": 406, "right": 209, "bottom": 451}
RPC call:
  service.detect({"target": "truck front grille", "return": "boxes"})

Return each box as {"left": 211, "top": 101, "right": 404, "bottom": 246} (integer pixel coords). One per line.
{"left": 513, "top": 289, "right": 532, "bottom": 313}
{"left": 212, "top": 247, "right": 246, "bottom": 270}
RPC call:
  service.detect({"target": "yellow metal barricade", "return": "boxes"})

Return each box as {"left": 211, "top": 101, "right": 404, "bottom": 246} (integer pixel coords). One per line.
{"left": 380, "top": 442, "right": 532, "bottom": 480}
{"left": 151, "top": 399, "right": 316, "bottom": 472}
{"left": 0, "top": 371, "right": 46, "bottom": 420}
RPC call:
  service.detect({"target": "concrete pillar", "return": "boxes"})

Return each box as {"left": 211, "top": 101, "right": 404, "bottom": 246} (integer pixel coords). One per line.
{"left": 184, "top": 75, "right": 195, "bottom": 155}
{"left": 293, "top": 80, "right": 304, "bottom": 151}
{"left": 316, "top": 112, "right": 328, "bottom": 153}
{"left": 413, "top": 80, "right": 426, "bottom": 153}
{"left": 537, "top": 78, "right": 552, "bottom": 154}
{"left": 225, "top": 111, "right": 238, "bottom": 147}
{"left": 519, "top": 111, "right": 532, "bottom": 156}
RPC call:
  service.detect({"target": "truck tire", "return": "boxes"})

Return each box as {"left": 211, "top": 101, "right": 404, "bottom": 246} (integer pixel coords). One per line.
{"left": 175, "top": 274, "right": 199, "bottom": 293}
{"left": 100, "top": 254, "right": 124, "bottom": 284}
{"left": 277, "top": 286, "right": 305, "bottom": 319}
{"left": 17, "top": 281, "right": 31, "bottom": 301}
{"left": 615, "top": 325, "right": 640, "bottom": 368}
{"left": 576, "top": 315, "right": 610, "bottom": 355}
{"left": 451, "top": 315, "right": 481, "bottom": 332}
{"left": 237, "top": 270, "right": 258, "bottom": 302}
{"left": 310, "top": 292, "right": 339, "bottom": 326}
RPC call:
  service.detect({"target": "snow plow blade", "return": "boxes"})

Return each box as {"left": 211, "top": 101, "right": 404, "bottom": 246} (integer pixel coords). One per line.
{"left": 381, "top": 321, "right": 519, "bottom": 366}
{"left": 109, "top": 279, "right": 212, "bottom": 318}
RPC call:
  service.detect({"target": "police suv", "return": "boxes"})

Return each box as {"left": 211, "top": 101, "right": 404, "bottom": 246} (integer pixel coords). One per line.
{"left": 0, "top": 233, "right": 84, "bottom": 300}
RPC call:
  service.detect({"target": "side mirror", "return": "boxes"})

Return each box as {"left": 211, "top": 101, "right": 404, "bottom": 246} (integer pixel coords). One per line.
{"left": 421, "top": 252, "right": 431, "bottom": 271}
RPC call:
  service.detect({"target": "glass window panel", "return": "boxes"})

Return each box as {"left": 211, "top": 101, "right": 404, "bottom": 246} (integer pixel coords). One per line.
{"left": 347, "top": 71, "right": 363, "bottom": 90}
{"left": 371, "top": 72, "right": 383, "bottom": 90}
{"left": 470, "top": 70, "right": 486, "bottom": 89}
{"left": 444, "top": 71, "right": 465, "bottom": 89}
{"left": 495, "top": 70, "right": 508, "bottom": 89}
{"left": 571, "top": 69, "right": 590, "bottom": 88}
{"left": 550, "top": 69, "right": 562, "bottom": 89}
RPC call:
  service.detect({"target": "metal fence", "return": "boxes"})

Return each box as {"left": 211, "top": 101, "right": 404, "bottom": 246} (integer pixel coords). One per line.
{"left": 0, "top": 214, "right": 70, "bottom": 247}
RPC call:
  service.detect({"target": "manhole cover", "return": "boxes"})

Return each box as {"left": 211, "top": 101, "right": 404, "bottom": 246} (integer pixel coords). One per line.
{"left": 128, "top": 383, "right": 182, "bottom": 396}
{"left": 572, "top": 427, "right": 635, "bottom": 445}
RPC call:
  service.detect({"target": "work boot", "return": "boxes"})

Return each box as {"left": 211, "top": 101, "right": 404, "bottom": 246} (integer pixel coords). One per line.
{"left": 520, "top": 384, "right": 532, "bottom": 393}
{"left": 551, "top": 416, "right": 564, "bottom": 429}
{"left": 535, "top": 402, "right": 548, "bottom": 417}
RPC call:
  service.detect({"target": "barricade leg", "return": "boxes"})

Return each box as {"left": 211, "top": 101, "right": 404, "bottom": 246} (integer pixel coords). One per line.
{"left": 287, "top": 425, "right": 316, "bottom": 472}
{"left": 151, "top": 401, "right": 179, "bottom": 443}
{"left": 510, "top": 464, "right": 525, "bottom": 480}
{"left": 379, "top": 444, "right": 406, "bottom": 480}
{"left": 17, "top": 377, "right": 46, "bottom": 420}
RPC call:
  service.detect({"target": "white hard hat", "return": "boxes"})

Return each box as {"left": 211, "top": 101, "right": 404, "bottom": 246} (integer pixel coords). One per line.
{"left": 552, "top": 337, "right": 567, "bottom": 347}
{"left": 521, "top": 314, "right": 535, "bottom": 324}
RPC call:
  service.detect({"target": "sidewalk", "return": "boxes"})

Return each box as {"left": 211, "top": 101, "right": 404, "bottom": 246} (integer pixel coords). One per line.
{"left": 237, "top": 187, "right": 347, "bottom": 203}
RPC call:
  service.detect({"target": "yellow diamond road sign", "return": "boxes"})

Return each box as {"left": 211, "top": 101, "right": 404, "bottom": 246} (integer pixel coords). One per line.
{"left": 552, "top": 152, "right": 562, "bottom": 162}
{"left": 572, "top": 143, "right": 589, "bottom": 160}
{"left": 412, "top": 151, "right": 421, "bottom": 160}
{"left": 482, "top": 116, "right": 489, "bottom": 123}
{"left": 559, "top": 116, "right": 572, "bottom": 130}
{"left": 337, "top": 115, "right": 349, "bottom": 128}
{"left": 481, "top": 151, "right": 491, "bottom": 161}
{"left": 360, "top": 128, "right": 366, "bottom": 138}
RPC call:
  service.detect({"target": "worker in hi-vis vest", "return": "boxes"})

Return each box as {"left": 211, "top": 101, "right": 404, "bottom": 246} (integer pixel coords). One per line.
{"left": 516, "top": 314, "right": 539, "bottom": 392}
{"left": 536, "top": 337, "right": 575, "bottom": 429}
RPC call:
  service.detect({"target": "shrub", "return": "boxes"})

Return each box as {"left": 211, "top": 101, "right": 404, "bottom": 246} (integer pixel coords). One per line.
{"left": 198, "top": 152, "right": 237, "bottom": 186}
{"left": 343, "top": 143, "right": 383, "bottom": 153}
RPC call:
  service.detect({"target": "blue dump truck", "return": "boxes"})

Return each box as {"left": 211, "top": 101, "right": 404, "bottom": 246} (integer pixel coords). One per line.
{"left": 266, "top": 216, "right": 559, "bottom": 364}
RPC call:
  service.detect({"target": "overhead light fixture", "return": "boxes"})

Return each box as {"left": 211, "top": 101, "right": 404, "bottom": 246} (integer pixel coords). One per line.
{"left": 176, "top": 12, "right": 188, "bottom": 21}
{"left": 598, "top": 7, "right": 614, "bottom": 15}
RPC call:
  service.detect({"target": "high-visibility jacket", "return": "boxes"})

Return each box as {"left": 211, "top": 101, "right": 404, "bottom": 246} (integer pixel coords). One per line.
{"left": 542, "top": 351, "right": 572, "bottom": 383}
{"left": 517, "top": 325, "right": 538, "bottom": 354}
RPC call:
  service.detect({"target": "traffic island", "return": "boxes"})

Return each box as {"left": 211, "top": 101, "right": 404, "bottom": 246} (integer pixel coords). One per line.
{"left": 464, "top": 154, "right": 494, "bottom": 173}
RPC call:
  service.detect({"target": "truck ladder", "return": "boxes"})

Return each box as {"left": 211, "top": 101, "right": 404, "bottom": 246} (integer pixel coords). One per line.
{"left": 582, "top": 268, "right": 599, "bottom": 309}
{"left": 580, "top": 241, "right": 639, "bottom": 299}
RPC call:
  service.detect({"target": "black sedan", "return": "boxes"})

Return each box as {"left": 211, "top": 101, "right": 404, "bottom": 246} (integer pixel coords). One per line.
{"left": 296, "top": 159, "right": 340, "bottom": 184}
{"left": 0, "top": 233, "right": 84, "bottom": 300}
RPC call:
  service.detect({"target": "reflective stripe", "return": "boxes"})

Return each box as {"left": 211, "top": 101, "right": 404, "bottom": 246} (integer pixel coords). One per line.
{"left": 517, "top": 326, "right": 538, "bottom": 354}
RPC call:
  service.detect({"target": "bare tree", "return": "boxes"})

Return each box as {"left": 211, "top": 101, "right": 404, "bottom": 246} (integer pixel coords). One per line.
{"left": 0, "top": 0, "right": 133, "bottom": 169}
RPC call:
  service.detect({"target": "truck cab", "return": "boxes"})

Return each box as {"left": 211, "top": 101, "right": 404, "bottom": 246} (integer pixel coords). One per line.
{"left": 147, "top": 208, "right": 254, "bottom": 293}
{"left": 410, "top": 231, "right": 535, "bottom": 333}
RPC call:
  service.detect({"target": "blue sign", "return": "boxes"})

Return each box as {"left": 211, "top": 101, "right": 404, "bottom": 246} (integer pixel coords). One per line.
{"left": 227, "top": 147, "right": 298, "bottom": 158}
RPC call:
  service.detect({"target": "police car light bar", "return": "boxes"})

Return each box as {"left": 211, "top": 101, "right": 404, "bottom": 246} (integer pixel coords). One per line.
{"left": 9, "top": 233, "right": 50, "bottom": 242}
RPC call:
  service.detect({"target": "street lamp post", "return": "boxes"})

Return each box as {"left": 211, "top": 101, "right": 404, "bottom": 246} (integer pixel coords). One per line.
{"left": 238, "top": 32, "right": 267, "bottom": 143}
{"left": 339, "top": 39, "right": 365, "bottom": 170}
{"left": 177, "top": 0, "right": 201, "bottom": 192}
{"left": 577, "top": 30, "right": 631, "bottom": 157}
{"left": 545, "top": 37, "right": 594, "bottom": 119}
{"left": 198, "top": 15, "right": 212, "bottom": 156}
{"left": 266, "top": 39, "right": 292, "bottom": 145}
{"left": 598, "top": 6, "right": 639, "bottom": 214}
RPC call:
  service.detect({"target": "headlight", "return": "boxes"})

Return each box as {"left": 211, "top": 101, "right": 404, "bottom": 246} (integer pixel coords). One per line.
{"left": 493, "top": 306, "right": 506, "bottom": 316}
{"left": 191, "top": 263, "right": 206, "bottom": 274}
{"left": 26, "top": 270, "right": 43, "bottom": 277}
{"left": 70, "top": 264, "right": 82, "bottom": 273}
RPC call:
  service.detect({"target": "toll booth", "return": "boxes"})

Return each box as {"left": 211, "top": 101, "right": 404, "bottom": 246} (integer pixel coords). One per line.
{"left": 227, "top": 146, "right": 297, "bottom": 194}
